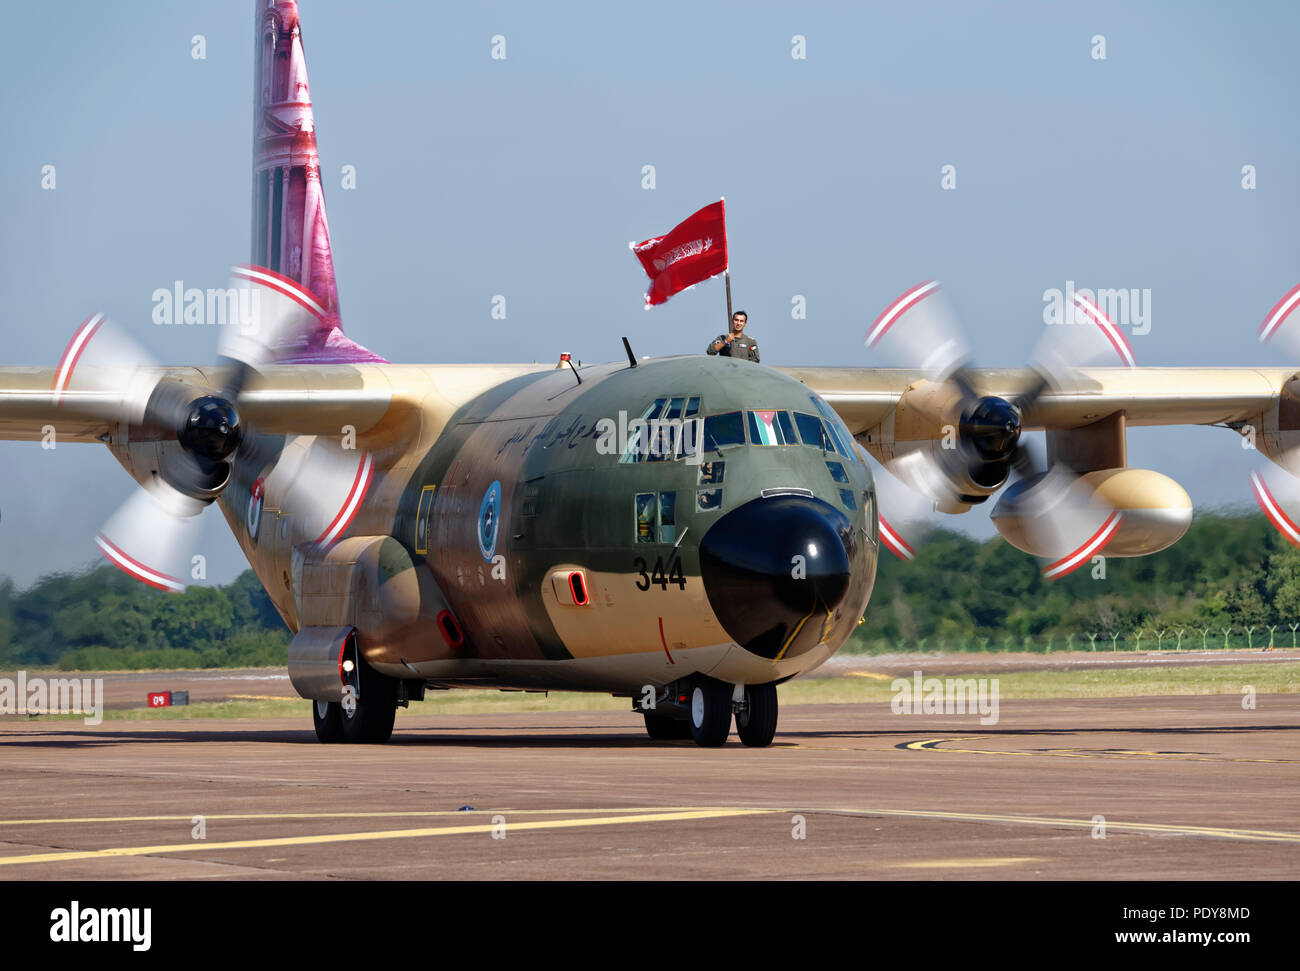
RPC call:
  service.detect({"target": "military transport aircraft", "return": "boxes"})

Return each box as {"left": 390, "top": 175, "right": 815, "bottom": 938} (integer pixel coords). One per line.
{"left": 3, "top": 0, "right": 1298, "bottom": 748}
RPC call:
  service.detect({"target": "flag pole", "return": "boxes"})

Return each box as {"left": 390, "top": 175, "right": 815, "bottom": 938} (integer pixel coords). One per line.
{"left": 725, "top": 270, "right": 733, "bottom": 328}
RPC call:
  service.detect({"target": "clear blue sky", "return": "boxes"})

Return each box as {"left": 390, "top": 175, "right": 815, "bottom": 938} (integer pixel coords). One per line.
{"left": 1, "top": 0, "right": 1298, "bottom": 586}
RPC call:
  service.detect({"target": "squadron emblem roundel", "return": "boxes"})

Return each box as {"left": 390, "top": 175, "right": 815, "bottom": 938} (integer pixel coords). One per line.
{"left": 478, "top": 480, "right": 502, "bottom": 561}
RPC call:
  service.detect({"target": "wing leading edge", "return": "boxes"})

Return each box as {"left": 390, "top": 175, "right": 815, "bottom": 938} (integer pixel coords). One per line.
{"left": 779, "top": 366, "right": 1297, "bottom": 434}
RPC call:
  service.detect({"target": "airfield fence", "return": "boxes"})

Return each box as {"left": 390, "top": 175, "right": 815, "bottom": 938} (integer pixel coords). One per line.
{"left": 849, "top": 625, "right": 1300, "bottom": 655}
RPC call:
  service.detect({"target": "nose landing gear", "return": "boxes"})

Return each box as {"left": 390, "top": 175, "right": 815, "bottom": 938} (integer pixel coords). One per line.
{"left": 689, "top": 678, "right": 733, "bottom": 747}
{"left": 734, "top": 682, "right": 778, "bottom": 747}
{"left": 641, "top": 677, "right": 780, "bottom": 747}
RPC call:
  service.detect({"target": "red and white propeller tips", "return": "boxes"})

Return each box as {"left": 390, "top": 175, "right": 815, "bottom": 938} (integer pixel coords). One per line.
{"left": 219, "top": 265, "right": 329, "bottom": 372}
{"left": 263, "top": 438, "right": 375, "bottom": 550}
{"left": 1250, "top": 280, "right": 1300, "bottom": 546}
{"left": 1251, "top": 466, "right": 1300, "bottom": 547}
{"left": 991, "top": 466, "right": 1121, "bottom": 579}
{"left": 864, "top": 280, "right": 970, "bottom": 381}
{"left": 52, "top": 313, "right": 160, "bottom": 425}
{"left": 1258, "top": 282, "right": 1300, "bottom": 349}
{"left": 96, "top": 478, "right": 206, "bottom": 593}
{"left": 869, "top": 455, "right": 937, "bottom": 561}
{"left": 1029, "top": 291, "right": 1137, "bottom": 385}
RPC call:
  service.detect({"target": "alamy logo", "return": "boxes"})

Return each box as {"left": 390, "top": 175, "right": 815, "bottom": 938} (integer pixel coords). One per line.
{"left": 595, "top": 411, "right": 704, "bottom": 466}
{"left": 50, "top": 901, "right": 151, "bottom": 951}
{"left": 1043, "top": 280, "right": 1151, "bottom": 336}
{"left": 0, "top": 672, "right": 103, "bottom": 725}
{"left": 152, "top": 281, "right": 261, "bottom": 328}
{"left": 890, "top": 670, "right": 1000, "bottom": 725}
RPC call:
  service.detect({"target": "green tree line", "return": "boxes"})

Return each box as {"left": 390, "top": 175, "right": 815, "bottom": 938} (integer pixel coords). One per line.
{"left": 0, "top": 566, "right": 289, "bottom": 670}
{"left": 850, "top": 510, "right": 1300, "bottom": 652}
{"left": 0, "top": 510, "right": 1294, "bottom": 668}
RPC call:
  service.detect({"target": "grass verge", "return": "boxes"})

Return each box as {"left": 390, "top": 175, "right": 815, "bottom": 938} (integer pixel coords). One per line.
{"left": 10, "top": 662, "right": 1297, "bottom": 722}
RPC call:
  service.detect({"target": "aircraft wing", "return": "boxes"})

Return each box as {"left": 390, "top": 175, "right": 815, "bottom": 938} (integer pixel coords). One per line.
{"left": 0, "top": 365, "right": 396, "bottom": 443}
{"left": 3, "top": 363, "right": 1292, "bottom": 444}
{"left": 0, "top": 363, "right": 559, "bottom": 445}
{"left": 777, "top": 366, "right": 1296, "bottom": 434}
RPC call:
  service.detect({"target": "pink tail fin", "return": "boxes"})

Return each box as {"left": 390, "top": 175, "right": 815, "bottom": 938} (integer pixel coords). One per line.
{"left": 251, "top": 0, "right": 384, "bottom": 364}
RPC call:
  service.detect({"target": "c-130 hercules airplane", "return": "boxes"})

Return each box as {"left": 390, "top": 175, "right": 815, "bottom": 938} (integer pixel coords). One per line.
{"left": 4, "top": 0, "right": 1300, "bottom": 748}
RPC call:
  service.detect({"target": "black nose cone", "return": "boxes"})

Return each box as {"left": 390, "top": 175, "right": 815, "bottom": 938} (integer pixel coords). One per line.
{"left": 699, "top": 496, "right": 854, "bottom": 661}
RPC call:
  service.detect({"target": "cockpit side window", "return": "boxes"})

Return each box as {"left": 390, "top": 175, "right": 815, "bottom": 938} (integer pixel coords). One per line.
{"left": 812, "top": 397, "right": 854, "bottom": 457}
{"left": 795, "top": 412, "right": 831, "bottom": 451}
{"left": 621, "top": 396, "right": 703, "bottom": 463}
{"left": 619, "top": 398, "right": 669, "bottom": 464}
{"left": 702, "top": 411, "right": 745, "bottom": 450}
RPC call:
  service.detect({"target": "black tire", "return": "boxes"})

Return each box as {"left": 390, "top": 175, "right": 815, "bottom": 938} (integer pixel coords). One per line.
{"left": 312, "top": 699, "right": 344, "bottom": 743}
{"left": 735, "top": 682, "right": 778, "bottom": 747}
{"left": 689, "top": 678, "right": 732, "bottom": 747}
{"left": 643, "top": 712, "right": 692, "bottom": 740}
{"left": 340, "top": 656, "right": 398, "bottom": 744}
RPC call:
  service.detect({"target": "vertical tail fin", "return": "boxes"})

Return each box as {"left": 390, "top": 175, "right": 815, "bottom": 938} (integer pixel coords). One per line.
{"left": 251, "top": 0, "right": 384, "bottom": 364}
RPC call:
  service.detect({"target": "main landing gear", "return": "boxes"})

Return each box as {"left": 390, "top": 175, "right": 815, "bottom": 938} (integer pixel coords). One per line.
{"left": 642, "top": 677, "right": 780, "bottom": 748}
{"left": 313, "top": 643, "right": 398, "bottom": 744}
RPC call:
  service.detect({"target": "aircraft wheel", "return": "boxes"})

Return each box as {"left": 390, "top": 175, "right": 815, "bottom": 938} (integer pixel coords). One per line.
{"left": 312, "top": 699, "right": 344, "bottom": 743}
{"left": 339, "top": 655, "right": 398, "bottom": 744}
{"left": 643, "top": 712, "right": 692, "bottom": 740}
{"left": 735, "top": 683, "right": 778, "bottom": 747}
{"left": 689, "top": 678, "right": 732, "bottom": 747}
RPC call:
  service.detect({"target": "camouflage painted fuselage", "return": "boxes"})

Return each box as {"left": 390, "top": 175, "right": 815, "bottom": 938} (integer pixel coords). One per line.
{"left": 213, "top": 355, "right": 878, "bottom": 698}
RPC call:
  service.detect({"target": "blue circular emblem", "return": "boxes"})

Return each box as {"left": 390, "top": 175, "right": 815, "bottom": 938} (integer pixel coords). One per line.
{"left": 478, "top": 481, "right": 502, "bottom": 561}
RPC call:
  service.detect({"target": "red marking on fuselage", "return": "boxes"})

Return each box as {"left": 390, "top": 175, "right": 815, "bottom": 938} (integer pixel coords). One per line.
{"left": 658, "top": 617, "right": 675, "bottom": 664}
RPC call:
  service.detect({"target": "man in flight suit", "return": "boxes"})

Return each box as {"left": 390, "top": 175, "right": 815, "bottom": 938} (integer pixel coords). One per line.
{"left": 706, "top": 311, "right": 759, "bottom": 362}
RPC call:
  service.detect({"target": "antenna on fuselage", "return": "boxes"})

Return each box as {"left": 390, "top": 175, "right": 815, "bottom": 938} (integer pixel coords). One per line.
{"left": 622, "top": 337, "right": 637, "bottom": 368}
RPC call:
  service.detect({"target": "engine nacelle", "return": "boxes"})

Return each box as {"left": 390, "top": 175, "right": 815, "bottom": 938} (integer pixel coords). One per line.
{"left": 993, "top": 468, "right": 1191, "bottom": 558}
{"left": 1245, "top": 375, "right": 1300, "bottom": 476}
{"left": 289, "top": 535, "right": 465, "bottom": 675}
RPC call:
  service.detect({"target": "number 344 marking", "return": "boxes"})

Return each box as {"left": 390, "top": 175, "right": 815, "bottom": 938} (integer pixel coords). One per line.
{"left": 634, "top": 555, "right": 686, "bottom": 591}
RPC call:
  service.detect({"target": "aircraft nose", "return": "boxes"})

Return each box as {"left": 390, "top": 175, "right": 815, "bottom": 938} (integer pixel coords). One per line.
{"left": 699, "top": 495, "right": 854, "bottom": 661}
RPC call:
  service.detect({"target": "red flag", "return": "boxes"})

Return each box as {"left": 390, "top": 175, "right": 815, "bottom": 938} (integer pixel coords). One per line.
{"left": 632, "top": 200, "right": 728, "bottom": 307}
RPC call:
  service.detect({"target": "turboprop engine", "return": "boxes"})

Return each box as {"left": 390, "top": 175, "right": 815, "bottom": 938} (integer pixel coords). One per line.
{"left": 992, "top": 467, "right": 1192, "bottom": 558}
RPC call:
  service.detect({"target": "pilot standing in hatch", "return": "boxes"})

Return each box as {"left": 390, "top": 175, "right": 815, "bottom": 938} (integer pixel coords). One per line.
{"left": 707, "top": 311, "right": 759, "bottom": 363}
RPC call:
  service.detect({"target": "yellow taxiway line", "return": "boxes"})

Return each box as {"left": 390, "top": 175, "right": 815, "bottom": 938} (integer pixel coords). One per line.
{"left": 887, "top": 857, "right": 1043, "bottom": 869}
{"left": 0, "top": 806, "right": 747, "bottom": 827}
{"left": 0, "top": 808, "right": 775, "bottom": 867}
{"left": 2, "top": 801, "right": 1297, "bottom": 870}
{"left": 905, "top": 736, "right": 1300, "bottom": 764}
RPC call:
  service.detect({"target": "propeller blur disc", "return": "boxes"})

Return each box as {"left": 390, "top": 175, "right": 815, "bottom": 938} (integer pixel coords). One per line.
{"left": 252, "top": 437, "right": 375, "bottom": 550}
{"left": 868, "top": 454, "right": 937, "bottom": 561}
{"left": 863, "top": 280, "right": 969, "bottom": 381}
{"left": 95, "top": 477, "right": 206, "bottom": 593}
{"left": 220, "top": 265, "right": 330, "bottom": 372}
{"left": 1029, "top": 291, "right": 1137, "bottom": 384}
{"left": 992, "top": 466, "right": 1122, "bottom": 579}
{"left": 52, "top": 313, "right": 161, "bottom": 425}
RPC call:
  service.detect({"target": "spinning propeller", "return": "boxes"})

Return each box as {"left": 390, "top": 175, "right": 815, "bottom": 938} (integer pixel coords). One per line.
{"left": 58, "top": 267, "right": 374, "bottom": 592}
{"left": 1250, "top": 281, "right": 1300, "bottom": 545}
{"left": 864, "top": 280, "right": 1133, "bottom": 577}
